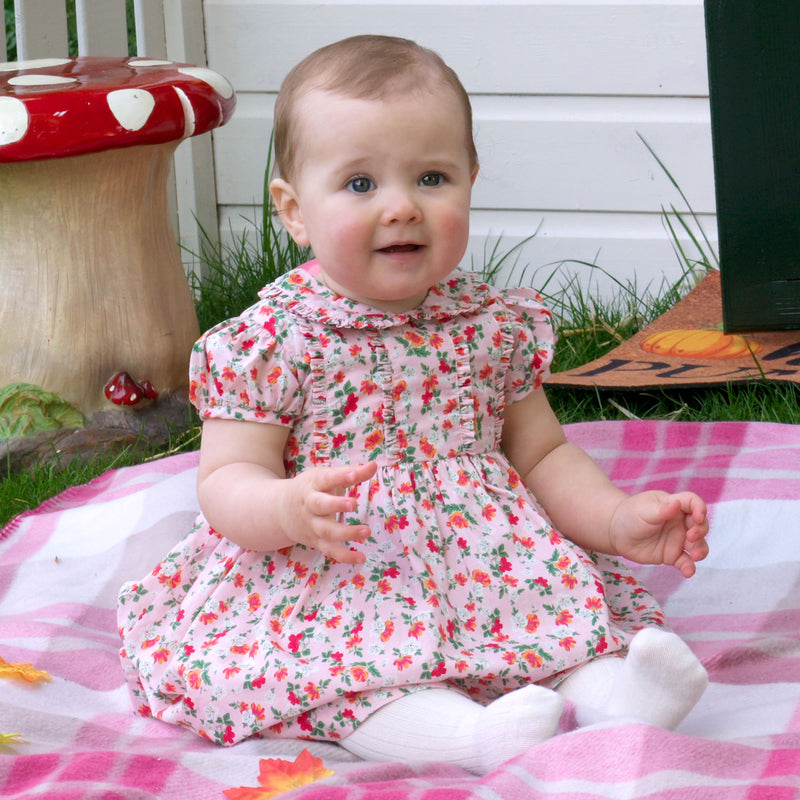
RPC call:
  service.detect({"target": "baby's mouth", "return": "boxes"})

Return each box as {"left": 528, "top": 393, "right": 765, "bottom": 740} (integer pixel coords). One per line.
{"left": 378, "top": 243, "right": 422, "bottom": 254}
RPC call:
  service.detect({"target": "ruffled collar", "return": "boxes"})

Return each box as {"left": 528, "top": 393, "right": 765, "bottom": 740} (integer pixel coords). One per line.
{"left": 259, "top": 260, "right": 496, "bottom": 330}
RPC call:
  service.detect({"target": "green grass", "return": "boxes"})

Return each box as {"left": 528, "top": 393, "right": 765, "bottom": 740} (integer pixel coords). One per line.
{"left": 2, "top": 161, "right": 798, "bottom": 529}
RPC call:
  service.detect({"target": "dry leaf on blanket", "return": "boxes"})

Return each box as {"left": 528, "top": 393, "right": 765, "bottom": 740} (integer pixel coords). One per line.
{"left": 223, "top": 748, "right": 334, "bottom": 799}
{"left": 0, "top": 655, "right": 52, "bottom": 683}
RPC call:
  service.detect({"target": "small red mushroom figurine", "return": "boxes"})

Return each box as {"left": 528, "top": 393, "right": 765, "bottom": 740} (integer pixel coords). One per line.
{"left": 104, "top": 372, "right": 158, "bottom": 406}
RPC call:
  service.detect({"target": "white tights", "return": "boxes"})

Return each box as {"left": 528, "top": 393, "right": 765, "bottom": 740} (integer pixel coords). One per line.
{"left": 340, "top": 629, "right": 708, "bottom": 775}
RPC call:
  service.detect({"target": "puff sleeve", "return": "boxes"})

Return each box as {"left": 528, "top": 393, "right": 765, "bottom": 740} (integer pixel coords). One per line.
{"left": 189, "top": 302, "right": 308, "bottom": 425}
{"left": 502, "top": 286, "right": 557, "bottom": 403}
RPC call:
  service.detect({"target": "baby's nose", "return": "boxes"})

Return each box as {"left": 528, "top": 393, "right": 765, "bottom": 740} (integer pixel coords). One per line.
{"left": 381, "top": 189, "right": 422, "bottom": 224}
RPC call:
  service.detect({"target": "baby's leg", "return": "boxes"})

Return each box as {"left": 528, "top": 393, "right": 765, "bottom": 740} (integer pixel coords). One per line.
{"left": 557, "top": 628, "right": 708, "bottom": 730}
{"left": 340, "top": 684, "right": 563, "bottom": 775}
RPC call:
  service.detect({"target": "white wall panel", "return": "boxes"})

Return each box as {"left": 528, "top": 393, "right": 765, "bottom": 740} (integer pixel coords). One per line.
{"left": 204, "top": 2, "right": 709, "bottom": 96}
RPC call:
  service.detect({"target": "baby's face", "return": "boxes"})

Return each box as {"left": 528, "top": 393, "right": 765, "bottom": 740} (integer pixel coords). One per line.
{"left": 272, "top": 85, "right": 478, "bottom": 312}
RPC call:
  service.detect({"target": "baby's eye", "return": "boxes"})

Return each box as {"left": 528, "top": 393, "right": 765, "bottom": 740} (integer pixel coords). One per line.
{"left": 347, "top": 176, "right": 375, "bottom": 194}
{"left": 419, "top": 172, "right": 445, "bottom": 187}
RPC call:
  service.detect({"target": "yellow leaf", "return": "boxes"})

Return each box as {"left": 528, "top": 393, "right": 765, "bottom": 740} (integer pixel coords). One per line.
{"left": 0, "top": 732, "right": 24, "bottom": 744}
{"left": 223, "top": 749, "right": 334, "bottom": 799}
{"left": 0, "top": 655, "right": 51, "bottom": 683}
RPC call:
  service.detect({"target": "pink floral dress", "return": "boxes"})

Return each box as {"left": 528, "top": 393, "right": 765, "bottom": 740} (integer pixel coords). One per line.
{"left": 118, "top": 263, "right": 668, "bottom": 746}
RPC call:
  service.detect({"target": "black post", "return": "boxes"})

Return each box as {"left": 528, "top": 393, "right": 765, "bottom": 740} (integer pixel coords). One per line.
{"left": 705, "top": 2, "right": 800, "bottom": 331}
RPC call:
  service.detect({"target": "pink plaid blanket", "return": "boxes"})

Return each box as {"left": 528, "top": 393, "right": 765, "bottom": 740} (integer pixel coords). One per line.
{"left": 2, "top": 420, "right": 799, "bottom": 799}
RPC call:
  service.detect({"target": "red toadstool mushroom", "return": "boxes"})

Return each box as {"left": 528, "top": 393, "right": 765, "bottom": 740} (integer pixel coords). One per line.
{"left": 0, "top": 57, "right": 236, "bottom": 413}
{"left": 103, "top": 372, "right": 159, "bottom": 406}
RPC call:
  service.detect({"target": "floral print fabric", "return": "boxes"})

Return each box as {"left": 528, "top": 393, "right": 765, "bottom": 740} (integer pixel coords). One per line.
{"left": 118, "top": 263, "right": 668, "bottom": 746}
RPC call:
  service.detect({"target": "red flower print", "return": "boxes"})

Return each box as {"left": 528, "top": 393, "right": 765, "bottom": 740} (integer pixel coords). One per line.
{"left": 561, "top": 573, "right": 578, "bottom": 589}
{"left": 199, "top": 611, "right": 218, "bottom": 625}
{"left": 405, "top": 330, "right": 426, "bottom": 348}
{"left": 498, "top": 556, "right": 512, "bottom": 572}
{"left": 431, "top": 661, "right": 447, "bottom": 677}
{"left": 298, "top": 712, "right": 313, "bottom": 732}
{"left": 350, "top": 666, "right": 370, "bottom": 683}
{"left": 365, "top": 430, "right": 384, "bottom": 451}
{"left": 525, "top": 613, "right": 540, "bottom": 633}
{"left": 252, "top": 674, "right": 267, "bottom": 688}
{"left": 267, "top": 366, "right": 282, "bottom": 384}
{"left": 596, "top": 636, "right": 609, "bottom": 654}
{"left": 288, "top": 691, "right": 301, "bottom": 705}
{"left": 522, "top": 650, "right": 543, "bottom": 669}
{"left": 482, "top": 504, "right": 497, "bottom": 521}
{"left": 223, "top": 666, "right": 241, "bottom": 679}
{"left": 248, "top": 593, "right": 261, "bottom": 612}
{"left": 380, "top": 621, "right": 395, "bottom": 642}
{"left": 555, "top": 610, "right": 574, "bottom": 626}
{"left": 472, "top": 569, "right": 491, "bottom": 587}
{"left": 187, "top": 670, "right": 202, "bottom": 690}
{"left": 288, "top": 633, "right": 304, "bottom": 653}
{"left": 383, "top": 566, "right": 400, "bottom": 578}
{"left": 419, "top": 437, "right": 437, "bottom": 458}
{"left": 392, "top": 380, "right": 407, "bottom": 401}
{"left": 360, "top": 378, "right": 377, "bottom": 394}
{"left": 157, "top": 570, "right": 182, "bottom": 589}
{"left": 152, "top": 648, "right": 170, "bottom": 663}
{"left": 305, "top": 682, "right": 321, "bottom": 701}
{"left": 585, "top": 596, "right": 603, "bottom": 611}
{"left": 559, "top": 637, "right": 577, "bottom": 651}
{"left": 222, "top": 726, "right": 236, "bottom": 744}
{"left": 343, "top": 393, "right": 358, "bottom": 415}
{"left": 408, "top": 621, "right": 426, "bottom": 639}
{"left": 394, "top": 655, "right": 413, "bottom": 671}
{"left": 438, "top": 359, "right": 452, "bottom": 374}
{"left": 449, "top": 512, "right": 469, "bottom": 530}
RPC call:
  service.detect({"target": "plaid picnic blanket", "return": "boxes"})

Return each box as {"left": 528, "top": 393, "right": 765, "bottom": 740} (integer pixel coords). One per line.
{"left": 1, "top": 420, "right": 798, "bottom": 799}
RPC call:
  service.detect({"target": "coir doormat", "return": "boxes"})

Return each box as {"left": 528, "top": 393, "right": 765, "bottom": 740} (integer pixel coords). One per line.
{"left": 547, "top": 269, "right": 800, "bottom": 389}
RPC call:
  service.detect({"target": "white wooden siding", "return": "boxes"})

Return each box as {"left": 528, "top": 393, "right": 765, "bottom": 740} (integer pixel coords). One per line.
{"left": 205, "top": 0, "right": 716, "bottom": 295}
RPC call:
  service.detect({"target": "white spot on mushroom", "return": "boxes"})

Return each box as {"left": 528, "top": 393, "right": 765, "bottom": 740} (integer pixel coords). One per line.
{"left": 177, "top": 67, "right": 234, "bottom": 99}
{"left": 0, "top": 96, "right": 29, "bottom": 145}
{"left": 173, "top": 86, "right": 195, "bottom": 138}
{"left": 129, "top": 59, "right": 173, "bottom": 68}
{"left": 8, "top": 74, "right": 77, "bottom": 87}
{"left": 107, "top": 88, "right": 155, "bottom": 131}
{"left": 0, "top": 57, "right": 71, "bottom": 73}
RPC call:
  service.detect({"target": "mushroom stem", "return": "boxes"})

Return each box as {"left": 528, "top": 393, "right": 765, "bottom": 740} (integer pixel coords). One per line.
{"left": 0, "top": 141, "right": 200, "bottom": 413}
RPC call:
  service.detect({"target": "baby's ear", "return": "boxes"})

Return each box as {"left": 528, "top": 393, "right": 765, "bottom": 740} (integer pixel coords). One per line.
{"left": 269, "top": 179, "right": 310, "bottom": 246}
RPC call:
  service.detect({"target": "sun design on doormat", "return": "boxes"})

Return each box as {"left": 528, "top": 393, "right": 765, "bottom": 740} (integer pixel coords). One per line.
{"left": 640, "top": 327, "right": 763, "bottom": 360}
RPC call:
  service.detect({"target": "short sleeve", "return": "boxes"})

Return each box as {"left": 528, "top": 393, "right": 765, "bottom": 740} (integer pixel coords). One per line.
{"left": 189, "top": 304, "right": 307, "bottom": 425}
{"left": 502, "top": 287, "right": 556, "bottom": 403}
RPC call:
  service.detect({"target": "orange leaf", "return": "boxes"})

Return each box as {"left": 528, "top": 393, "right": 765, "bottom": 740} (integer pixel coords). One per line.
{"left": 223, "top": 749, "right": 334, "bottom": 799}
{"left": 0, "top": 655, "right": 51, "bottom": 683}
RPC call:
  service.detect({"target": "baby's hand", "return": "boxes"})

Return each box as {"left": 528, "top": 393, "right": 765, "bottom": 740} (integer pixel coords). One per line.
{"left": 609, "top": 491, "right": 709, "bottom": 577}
{"left": 281, "top": 462, "right": 377, "bottom": 564}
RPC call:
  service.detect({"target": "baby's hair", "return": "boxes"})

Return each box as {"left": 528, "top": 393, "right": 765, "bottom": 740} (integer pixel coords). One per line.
{"left": 273, "top": 34, "right": 478, "bottom": 183}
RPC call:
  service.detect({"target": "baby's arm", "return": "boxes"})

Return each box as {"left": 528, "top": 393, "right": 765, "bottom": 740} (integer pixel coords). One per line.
{"left": 501, "top": 389, "right": 709, "bottom": 577}
{"left": 196, "top": 418, "right": 376, "bottom": 564}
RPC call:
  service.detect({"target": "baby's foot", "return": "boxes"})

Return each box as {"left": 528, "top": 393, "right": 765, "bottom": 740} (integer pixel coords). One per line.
{"left": 606, "top": 628, "right": 708, "bottom": 729}
{"left": 472, "top": 684, "right": 563, "bottom": 773}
